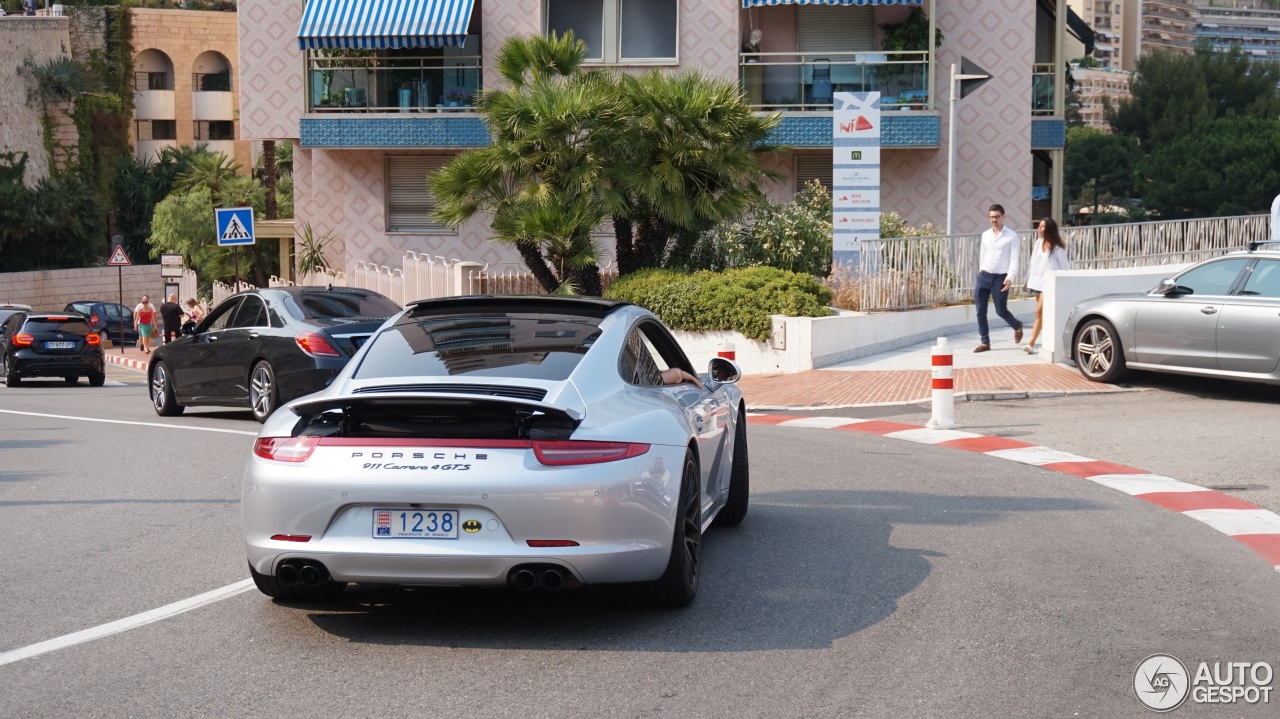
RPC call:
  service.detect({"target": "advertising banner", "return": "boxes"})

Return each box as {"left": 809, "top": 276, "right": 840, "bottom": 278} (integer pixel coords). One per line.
{"left": 832, "top": 92, "right": 881, "bottom": 270}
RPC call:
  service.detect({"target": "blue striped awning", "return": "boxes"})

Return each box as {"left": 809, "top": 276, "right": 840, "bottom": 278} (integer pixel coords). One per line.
{"left": 298, "top": 0, "right": 475, "bottom": 51}
{"left": 742, "top": 0, "right": 921, "bottom": 6}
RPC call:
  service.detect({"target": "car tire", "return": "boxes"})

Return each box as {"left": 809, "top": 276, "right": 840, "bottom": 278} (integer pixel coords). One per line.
{"left": 648, "top": 449, "right": 702, "bottom": 608}
{"left": 65, "top": 375, "right": 79, "bottom": 385}
{"left": 88, "top": 373, "right": 105, "bottom": 387}
{"left": 248, "top": 562, "right": 346, "bottom": 602}
{"left": 4, "top": 358, "right": 19, "bottom": 387}
{"left": 249, "top": 361, "right": 278, "bottom": 423}
{"left": 150, "top": 361, "right": 184, "bottom": 416}
{"left": 1074, "top": 318, "right": 1128, "bottom": 383}
{"left": 712, "top": 406, "right": 750, "bottom": 528}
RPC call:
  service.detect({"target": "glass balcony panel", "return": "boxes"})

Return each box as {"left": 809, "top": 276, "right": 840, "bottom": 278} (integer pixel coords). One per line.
{"left": 306, "top": 53, "right": 483, "bottom": 113}
{"left": 1032, "top": 64, "right": 1056, "bottom": 116}
{"left": 739, "top": 51, "right": 930, "bottom": 112}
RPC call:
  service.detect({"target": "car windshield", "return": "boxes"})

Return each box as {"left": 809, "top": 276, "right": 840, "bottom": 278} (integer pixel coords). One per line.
{"left": 353, "top": 312, "right": 602, "bottom": 381}
{"left": 24, "top": 318, "right": 91, "bottom": 335}
{"left": 284, "top": 291, "right": 400, "bottom": 320}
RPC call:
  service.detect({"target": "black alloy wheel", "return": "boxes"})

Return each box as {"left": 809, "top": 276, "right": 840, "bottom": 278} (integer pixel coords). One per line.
{"left": 151, "top": 361, "right": 184, "bottom": 416}
{"left": 3, "top": 356, "right": 19, "bottom": 387}
{"left": 649, "top": 450, "right": 702, "bottom": 607}
{"left": 249, "top": 361, "right": 278, "bottom": 423}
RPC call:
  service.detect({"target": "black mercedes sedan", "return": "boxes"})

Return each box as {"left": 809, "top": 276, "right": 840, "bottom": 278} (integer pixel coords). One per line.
{"left": 148, "top": 287, "right": 400, "bottom": 422}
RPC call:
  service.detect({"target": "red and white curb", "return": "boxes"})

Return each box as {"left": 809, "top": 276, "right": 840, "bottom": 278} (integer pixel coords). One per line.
{"left": 747, "top": 414, "right": 1280, "bottom": 572}
{"left": 105, "top": 354, "right": 148, "bottom": 373}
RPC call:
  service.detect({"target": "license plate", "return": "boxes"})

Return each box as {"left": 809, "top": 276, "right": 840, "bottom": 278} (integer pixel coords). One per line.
{"left": 373, "top": 509, "right": 459, "bottom": 539}
{"left": 45, "top": 341, "right": 75, "bottom": 350}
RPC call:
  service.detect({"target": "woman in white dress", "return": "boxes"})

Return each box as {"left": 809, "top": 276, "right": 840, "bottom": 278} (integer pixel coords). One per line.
{"left": 1024, "top": 217, "right": 1070, "bottom": 354}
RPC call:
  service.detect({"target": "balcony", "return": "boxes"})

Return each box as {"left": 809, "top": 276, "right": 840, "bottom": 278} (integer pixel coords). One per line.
{"left": 192, "top": 91, "right": 234, "bottom": 121}
{"left": 306, "top": 53, "right": 482, "bottom": 113}
{"left": 1032, "top": 64, "right": 1056, "bottom": 116}
{"left": 739, "top": 51, "right": 931, "bottom": 112}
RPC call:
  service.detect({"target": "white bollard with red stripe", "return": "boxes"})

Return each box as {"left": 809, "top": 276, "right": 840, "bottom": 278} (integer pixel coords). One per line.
{"left": 718, "top": 341, "right": 736, "bottom": 361}
{"left": 926, "top": 337, "right": 961, "bottom": 429}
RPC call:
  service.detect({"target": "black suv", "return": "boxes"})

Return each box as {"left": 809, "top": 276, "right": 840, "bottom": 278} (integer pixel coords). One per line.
{"left": 0, "top": 312, "right": 106, "bottom": 387}
{"left": 64, "top": 301, "right": 139, "bottom": 346}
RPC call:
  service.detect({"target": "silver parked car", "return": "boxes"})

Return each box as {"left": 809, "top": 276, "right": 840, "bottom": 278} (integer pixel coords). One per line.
{"left": 243, "top": 296, "right": 748, "bottom": 607}
{"left": 1063, "top": 249, "right": 1280, "bottom": 385}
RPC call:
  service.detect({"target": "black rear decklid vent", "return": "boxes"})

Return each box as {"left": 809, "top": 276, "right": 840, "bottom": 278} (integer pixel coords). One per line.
{"left": 352, "top": 383, "right": 548, "bottom": 402}
{"left": 293, "top": 396, "right": 577, "bottom": 440}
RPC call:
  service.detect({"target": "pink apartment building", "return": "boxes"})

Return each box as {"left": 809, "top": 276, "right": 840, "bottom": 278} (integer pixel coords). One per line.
{"left": 238, "top": 0, "right": 1086, "bottom": 277}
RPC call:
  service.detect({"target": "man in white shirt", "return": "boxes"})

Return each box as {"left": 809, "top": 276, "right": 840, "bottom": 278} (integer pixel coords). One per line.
{"left": 973, "top": 203, "right": 1023, "bottom": 352}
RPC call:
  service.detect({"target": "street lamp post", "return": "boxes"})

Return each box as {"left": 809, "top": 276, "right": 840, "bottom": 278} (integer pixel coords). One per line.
{"left": 945, "top": 58, "right": 992, "bottom": 237}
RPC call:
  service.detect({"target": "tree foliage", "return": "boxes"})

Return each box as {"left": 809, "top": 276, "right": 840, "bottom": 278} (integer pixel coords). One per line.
{"left": 1138, "top": 117, "right": 1280, "bottom": 219}
{"left": 0, "top": 153, "right": 105, "bottom": 273}
{"left": 430, "top": 32, "right": 780, "bottom": 295}
{"left": 1064, "top": 126, "right": 1138, "bottom": 216}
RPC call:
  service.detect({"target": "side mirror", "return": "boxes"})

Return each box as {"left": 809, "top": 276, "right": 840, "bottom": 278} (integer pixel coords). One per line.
{"left": 181, "top": 321, "right": 198, "bottom": 336}
{"left": 1155, "top": 278, "right": 1177, "bottom": 295}
{"left": 707, "top": 357, "right": 742, "bottom": 384}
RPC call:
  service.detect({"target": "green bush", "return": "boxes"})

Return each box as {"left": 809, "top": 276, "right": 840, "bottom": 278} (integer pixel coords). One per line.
{"left": 695, "top": 180, "right": 833, "bottom": 277}
{"left": 605, "top": 266, "right": 832, "bottom": 341}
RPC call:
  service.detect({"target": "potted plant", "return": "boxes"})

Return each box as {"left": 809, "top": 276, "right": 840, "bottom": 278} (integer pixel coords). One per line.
{"left": 445, "top": 87, "right": 472, "bottom": 107}
{"left": 879, "top": 7, "right": 942, "bottom": 103}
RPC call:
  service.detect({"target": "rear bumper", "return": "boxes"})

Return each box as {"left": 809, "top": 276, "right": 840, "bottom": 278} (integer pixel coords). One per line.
{"left": 243, "top": 444, "right": 687, "bottom": 586}
{"left": 13, "top": 352, "right": 104, "bottom": 377}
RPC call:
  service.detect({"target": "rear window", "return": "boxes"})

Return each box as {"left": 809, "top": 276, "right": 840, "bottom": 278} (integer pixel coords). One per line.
{"left": 354, "top": 312, "right": 603, "bottom": 381}
{"left": 284, "top": 291, "right": 400, "bottom": 321}
{"left": 24, "top": 318, "right": 92, "bottom": 335}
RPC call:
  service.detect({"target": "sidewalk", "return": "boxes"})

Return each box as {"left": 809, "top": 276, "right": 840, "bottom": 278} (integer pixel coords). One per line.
{"left": 737, "top": 328, "right": 1133, "bottom": 410}
{"left": 106, "top": 330, "right": 1129, "bottom": 410}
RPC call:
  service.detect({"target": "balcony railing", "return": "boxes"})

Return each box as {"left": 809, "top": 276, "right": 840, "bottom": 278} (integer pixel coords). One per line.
{"left": 739, "top": 51, "right": 931, "bottom": 112}
{"left": 1032, "top": 63, "right": 1056, "bottom": 116}
{"left": 306, "top": 54, "right": 482, "bottom": 113}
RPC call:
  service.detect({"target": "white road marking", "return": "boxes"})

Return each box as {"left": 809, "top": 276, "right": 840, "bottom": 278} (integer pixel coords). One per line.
{"left": 0, "top": 409, "right": 258, "bottom": 436}
{"left": 984, "top": 446, "right": 1096, "bottom": 466}
{"left": 0, "top": 579, "right": 254, "bottom": 667}
{"left": 884, "top": 428, "right": 982, "bottom": 444}
{"left": 1088, "top": 474, "right": 1206, "bottom": 495}
{"left": 1182, "top": 509, "right": 1280, "bottom": 536}
{"left": 777, "top": 416, "right": 868, "bottom": 429}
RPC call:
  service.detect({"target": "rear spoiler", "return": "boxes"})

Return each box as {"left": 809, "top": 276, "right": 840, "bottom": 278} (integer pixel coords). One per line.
{"left": 289, "top": 392, "right": 582, "bottom": 421}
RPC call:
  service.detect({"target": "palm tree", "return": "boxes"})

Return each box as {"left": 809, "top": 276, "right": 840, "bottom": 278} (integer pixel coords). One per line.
{"left": 175, "top": 150, "right": 242, "bottom": 199}
{"left": 607, "top": 71, "right": 783, "bottom": 274}
{"left": 431, "top": 32, "right": 625, "bottom": 295}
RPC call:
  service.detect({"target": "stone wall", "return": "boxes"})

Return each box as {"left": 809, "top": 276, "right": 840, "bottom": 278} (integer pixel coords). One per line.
{"left": 0, "top": 265, "right": 190, "bottom": 313}
{"left": 66, "top": 5, "right": 109, "bottom": 59}
{"left": 0, "top": 16, "right": 74, "bottom": 186}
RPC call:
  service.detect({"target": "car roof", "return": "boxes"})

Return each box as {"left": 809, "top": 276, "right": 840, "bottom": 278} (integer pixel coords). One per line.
{"left": 25, "top": 313, "right": 90, "bottom": 321}
{"left": 406, "top": 295, "right": 633, "bottom": 318}
{"left": 65, "top": 300, "right": 127, "bottom": 306}
{"left": 0, "top": 303, "right": 32, "bottom": 310}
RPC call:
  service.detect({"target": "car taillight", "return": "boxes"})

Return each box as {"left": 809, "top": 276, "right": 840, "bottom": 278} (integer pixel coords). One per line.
{"left": 85, "top": 333, "right": 101, "bottom": 346}
{"left": 526, "top": 540, "right": 580, "bottom": 547}
{"left": 295, "top": 332, "right": 341, "bottom": 358}
{"left": 90, "top": 314, "right": 99, "bottom": 325}
{"left": 13, "top": 334, "right": 34, "bottom": 347}
{"left": 253, "top": 437, "right": 320, "bottom": 462}
{"left": 532, "top": 441, "right": 649, "bottom": 466}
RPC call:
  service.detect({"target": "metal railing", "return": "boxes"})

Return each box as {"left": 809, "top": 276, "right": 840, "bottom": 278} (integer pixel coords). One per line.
{"left": 306, "top": 53, "right": 482, "bottom": 113}
{"left": 192, "top": 72, "right": 231, "bottom": 92}
{"left": 133, "top": 71, "right": 170, "bottom": 92}
{"left": 739, "top": 51, "right": 930, "bottom": 111}
{"left": 853, "top": 214, "right": 1272, "bottom": 311}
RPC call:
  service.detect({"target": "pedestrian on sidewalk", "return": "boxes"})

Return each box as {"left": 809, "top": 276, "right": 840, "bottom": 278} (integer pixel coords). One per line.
{"left": 134, "top": 295, "right": 157, "bottom": 354}
{"left": 1023, "top": 217, "right": 1070, "bottom": 354}
{"left": 183, "top": 297, "right": 204, "bottom": 327}
{"left": 973, "top": 203, "right": 1024, "bottom": 353}
{"left": 159, "top": 293, "right": 184, "bottom": 344}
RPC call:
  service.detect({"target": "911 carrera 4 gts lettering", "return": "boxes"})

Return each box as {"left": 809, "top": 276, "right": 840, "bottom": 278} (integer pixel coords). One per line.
{"left": 361, "top": 463, "right": 473, "bottom": 471}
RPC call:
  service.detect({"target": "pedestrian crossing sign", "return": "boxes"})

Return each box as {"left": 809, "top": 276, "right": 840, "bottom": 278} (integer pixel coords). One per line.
{"left": 215, "top": 207, "right": 255, "bottom": 246}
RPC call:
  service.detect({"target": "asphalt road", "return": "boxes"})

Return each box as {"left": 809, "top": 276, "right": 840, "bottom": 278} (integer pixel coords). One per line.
{"left": 1, "top": 370, "right": 1278, "bottom": 718}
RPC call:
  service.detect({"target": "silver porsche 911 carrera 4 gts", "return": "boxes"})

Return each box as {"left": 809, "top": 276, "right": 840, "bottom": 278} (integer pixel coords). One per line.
{"left": 243, "top": 296, "right": 748, "bottom": 607}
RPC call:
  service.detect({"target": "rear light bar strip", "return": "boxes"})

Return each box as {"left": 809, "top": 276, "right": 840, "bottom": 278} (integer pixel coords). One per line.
{"left": 317, "top": 438, "right": 534, "bottom": 448}
{"left": 255, "top": 436, "right": 650, "bottom": 465}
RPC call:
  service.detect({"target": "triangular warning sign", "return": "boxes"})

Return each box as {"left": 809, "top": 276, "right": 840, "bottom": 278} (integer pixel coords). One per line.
{"left": 220, "top": 214, "right": 252, "bottom": 241}
{"left": 854, "top": 115, "right": 873, "bottom": 132}
{"left": 107, "top": 244, "right": 131, "bottom": 266}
